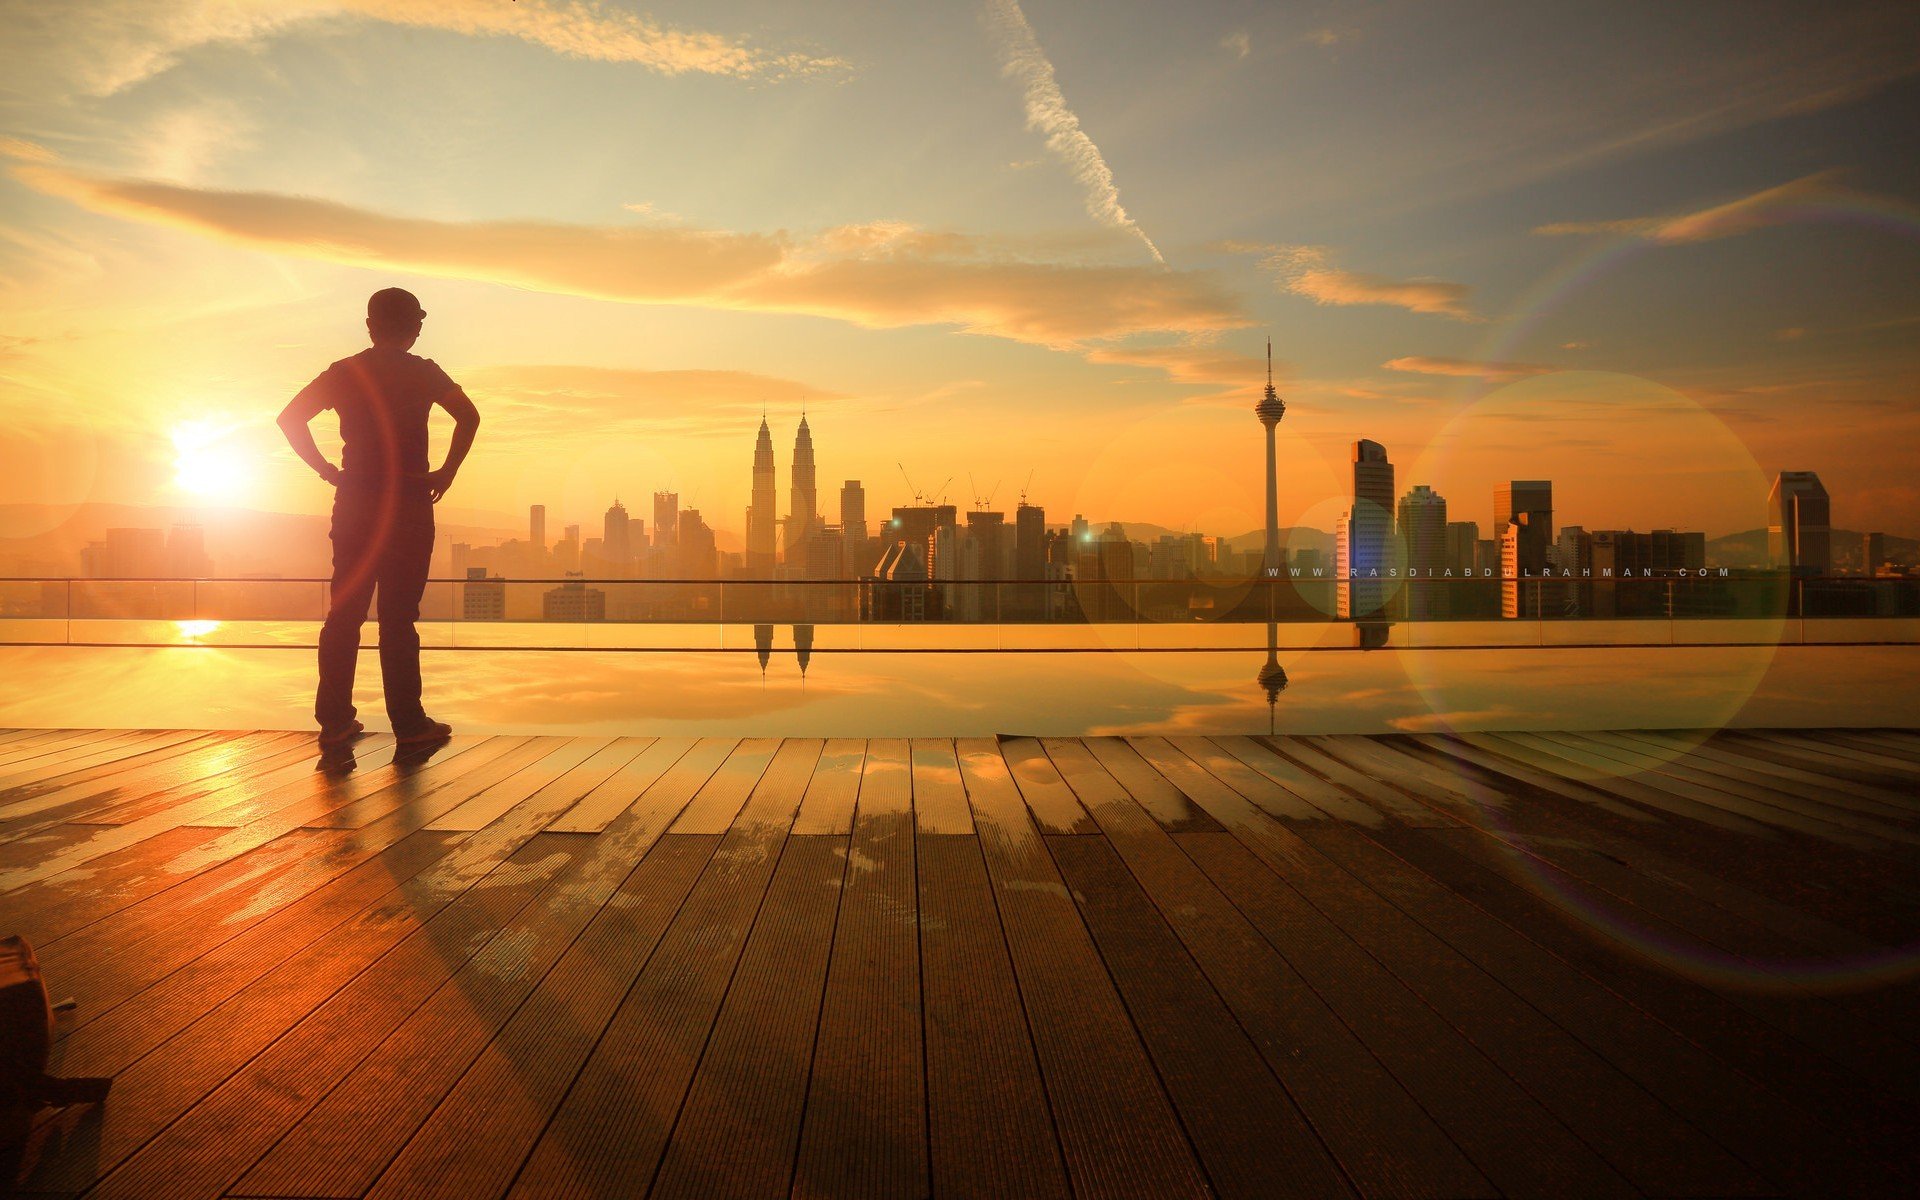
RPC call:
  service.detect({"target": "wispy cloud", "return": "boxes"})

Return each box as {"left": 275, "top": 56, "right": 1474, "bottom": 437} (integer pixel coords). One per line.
{"left": 8, "top": 0, "right": 846, "bottom": 97}
{"left": 981, "top": 0, "right": 1163, "bottom": 264}
{"left": 1220, "top": 31, "right": 1251, "bottom": 60}
{"left": 461, "top": 364, "right": 842, "bottom": 440}
{"left": 1382, "top": 355, "right": 1552, "bottom": 380}
{"left": 13, "top": 163, "right": 1247, "bottom": 352}
{"left": 1236, "top": 243, "right": 1478, "bottom": 320}
{"left": 1532, "top": 171, "right": 1883, "bottom": 244}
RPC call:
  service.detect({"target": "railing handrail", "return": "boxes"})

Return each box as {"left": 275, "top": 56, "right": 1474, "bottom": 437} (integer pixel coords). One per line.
{"left": 2, "top": 573, "right": 1907, "bottom": 585}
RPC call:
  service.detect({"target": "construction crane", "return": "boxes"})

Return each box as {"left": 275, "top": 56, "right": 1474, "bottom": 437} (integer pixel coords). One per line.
{"left": 896, "top": 463, "right": 952, "bottom": 508}
{"left": 969, "top": 473, "right": 1000, "bottom": 511}
{"left": 1017, "top": 468, "right": 1035, "bottom": 507}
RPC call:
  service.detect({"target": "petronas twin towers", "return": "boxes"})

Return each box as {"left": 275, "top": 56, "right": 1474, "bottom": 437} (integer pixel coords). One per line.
{"left": 746, "top": 413, "right": 819, "bottom": 574}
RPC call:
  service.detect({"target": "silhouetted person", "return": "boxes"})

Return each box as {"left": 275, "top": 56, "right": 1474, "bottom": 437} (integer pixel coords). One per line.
{"left": 278, "top": 288, "right": 480, "bottom": 749}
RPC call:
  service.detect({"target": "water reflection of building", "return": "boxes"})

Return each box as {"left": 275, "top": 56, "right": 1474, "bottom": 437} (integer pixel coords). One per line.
{"left": 1257, "top": 619, "right": 1288, "bottom": 735}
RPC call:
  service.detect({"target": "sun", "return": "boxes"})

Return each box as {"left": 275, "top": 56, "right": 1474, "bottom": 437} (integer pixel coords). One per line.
{"left": 172, "top": 420, "right": 252, "bottom": 501}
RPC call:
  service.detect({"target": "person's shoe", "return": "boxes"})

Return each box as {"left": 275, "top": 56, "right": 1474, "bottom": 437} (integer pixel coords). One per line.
{"left": 394, "top": 718, "right": 453, "bottom": 746}
{"left": 318, "top": 719, "right": 365, "bottom": 749}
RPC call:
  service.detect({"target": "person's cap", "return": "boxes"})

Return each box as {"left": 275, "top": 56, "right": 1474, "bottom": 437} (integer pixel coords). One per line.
{"left": 367, "top": 287, "right": 426, "bottom": 323}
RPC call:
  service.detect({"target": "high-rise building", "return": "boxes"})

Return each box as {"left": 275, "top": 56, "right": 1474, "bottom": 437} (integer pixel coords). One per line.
{"left": 603, "top": 499, "right": 632, "bottom": 575}
{"left": 461, "top": 567, "right": 506, "bottom": 621}
{"left": 529, "top": 505, "right": 546, "bottom": 553}
{"left": 652, "top": 491, "right": 679, "bottom": 548}
{"left": 542, "top": 572, "right": 606, "bottom": 621}
{"left": 678, "top": 507, "right": 718, "bottom": 578}
{"left": 840, "top": 480, "right": 867, "bottom": 572}
{"left": 1496, "top": 480, "right": 1553, "bottom": 617}
{"left": 1865, "top": 532, "right": 1886, "bottom": 576}
{"left": 1768, "top": 471, "right": 1830, "bottom": 576}
{"left": 786, "top": 414, "right": 818, "bottom": 570}
{"left": 165, "top": 523, "right": 211, "bottom": 578}
{"left": 747, "top": 417, "right": 777, "bottom": 573}
{"left": 1398, "top": 484, "right": 1446, "bottom": 619}
{"left": 82, "top": 527, "right": 166, "bottom": 578}
{"left": 1444, "top": 520, "right": 1479, "bottom": 574}
{"left": 1256, "top": 339, "right": 1287, "bottom": 576}
{"left": 1337, "top": 440, "right": 1395, "bottom": 619}
{"left": 1015, "top": 502, "right": 1046, "bottom": 579}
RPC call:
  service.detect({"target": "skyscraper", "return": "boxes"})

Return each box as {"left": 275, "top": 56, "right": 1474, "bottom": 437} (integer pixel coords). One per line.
{"left": 840, "top": 480, "right": 866, "bottom": 571}
{"left": 1768, "top": 471, "right": 1830, "bottom": 576}
{"left": 1015, "top": 502, "right": 1045, "bottom": 578}
{"left": 786, "top": 414, "right": 818, "bottom": 570}
{"left": 603, "top": 499, "right": 631, "bottom": 576}
{"left": 652, "top": 491, "right": 679, "bottom": 548}
{"left": 1496, "top": 480, "right": 1553, "bottom": 617}
{"left": 1398, "top": 484, "right": 1446, "bottom": 619}
{"left": 529, "top": 504, "right": 546, "bottom": 553}
{"left": 1337, "top": 440, "right": 1394, "bottom": 619}
{"left": 747, "top": 416, "right": 777, "bottom": 573}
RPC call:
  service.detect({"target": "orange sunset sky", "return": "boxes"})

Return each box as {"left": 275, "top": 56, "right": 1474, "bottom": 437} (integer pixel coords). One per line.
{"left": 2, "top": 0, "right": 1917, "bottom": 546}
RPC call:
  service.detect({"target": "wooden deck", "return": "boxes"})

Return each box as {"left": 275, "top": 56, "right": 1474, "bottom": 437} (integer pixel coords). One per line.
{"left": 2, "top": 727, "right": 1917, "bottom": 1199}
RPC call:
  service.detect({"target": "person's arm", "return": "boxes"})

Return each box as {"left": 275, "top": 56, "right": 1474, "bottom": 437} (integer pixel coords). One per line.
{"left": 276, "top": 379, "right": 341, "bottom": 486}
{"left": 425, "top": 385, "right": 480, "bottom": 503}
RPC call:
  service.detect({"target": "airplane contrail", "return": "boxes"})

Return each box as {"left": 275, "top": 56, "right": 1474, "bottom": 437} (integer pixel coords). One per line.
{"left": 981, "top": 0, "right": 1165, "bottom": 265}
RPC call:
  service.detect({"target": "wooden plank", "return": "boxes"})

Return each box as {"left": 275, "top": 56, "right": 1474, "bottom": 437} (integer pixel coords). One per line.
{"left": 792, "top": 736, "right": 864, "bottom": 835}
{"left": 1474, "top": 732, "right": 1778, "bottom": 837}
{"left": 1208, "top": 735, "right": 1384, "bottom": 825}
{"left": 997, "top": 735, "right": 1093, "bottom": 833}
{"left": 1344, "top": 821, "right": 1914, "bottom": 1196}
{"left": 0, "top": 728, "right": 152, "bottom": 780}
{"left": 346, "top": 836, "right": 718, "bottom": 1200}
{"left": 909, "top": 737, "right": 972, "bottom": 834}
{"left": 0, "top": 731, "right": 248, "bottom": 830}
{"left": 1403, "top": 733, "right": 1663, "bottom": 823}
{"left": 1057, "top": 741, "right": 1491, "bottom": 1200}
{"left": 1260, "top": 736, "right": 1445, "bottom": 825}
{"left": 650, "top": 834, "right": 847, "bottom": 1199}
{"left": 1612, "top": 730, "right": 1919, "bottom": 819}
{"left": 426, "top": 735, "right": 620, "bottom": 830}
{"left": 790, "top": 760, "right": 925, "bottom": 1200}
{"left": 922, "top": 746, "right": 1068, "bottom": 1199}
{"left": 855, "top": 737, "right": 912, "bottom": 822}
{"left": 1294, "top": 822, "right": 1805, "bottom": 1197}
{"left": 665, "top": 737, "right": 776, "bottom": 834}
{"left": 234, "top": 740, "right": 712, "bottom": 1200}
{"left": 1166, "top": 736, "right": 1327, "bottom": 822}
{"left": 962, "top": 735, "right": 1211, "bottom": 1200}
{"left": 501, "top": 738, "right": 808, "bottom": 1199}
{"left": 0, "top": 729, "right": 208, "bottom": 797}
{"left": 1551, "top": 731, "right": 1920, "bottom": 850}
{"left": 64, "top": 832, "right": 583, "bottom": 1200}
{"left": 542, "top": 735, "right": 677, "bottom": 833}
{"left": 1046, "top": 835, "right": 1355, "bottom": 1200}
{"left": 1069, "top": 737, "right": 1223, "bottom": 832}
{"left": 1721, "top": 730, "right": 1920, "bottom": 784}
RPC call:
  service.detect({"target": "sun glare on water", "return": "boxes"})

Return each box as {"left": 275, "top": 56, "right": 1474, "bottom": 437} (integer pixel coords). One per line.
{"left": 172, "top": 420, "right": 251, "bottom": 501}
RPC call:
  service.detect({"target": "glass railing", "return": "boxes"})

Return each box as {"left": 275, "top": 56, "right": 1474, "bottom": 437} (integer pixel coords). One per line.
{"left": 1, "top": 574, "right": 1915, "bottom": 650}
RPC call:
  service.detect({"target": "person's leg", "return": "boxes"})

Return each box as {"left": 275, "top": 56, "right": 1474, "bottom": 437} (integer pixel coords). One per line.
{"left": 376, "top": 509, "right": 435, "bottom": 731}
{"left": 317, "top": 499, "right": 378, "bottom": 731}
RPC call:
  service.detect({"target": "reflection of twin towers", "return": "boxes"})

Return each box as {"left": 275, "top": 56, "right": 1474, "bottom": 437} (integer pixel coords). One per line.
{"left": 753, "top": 623, "right": 812, "bottom": 677}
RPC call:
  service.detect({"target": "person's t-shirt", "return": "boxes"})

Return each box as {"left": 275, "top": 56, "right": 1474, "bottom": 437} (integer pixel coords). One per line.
{"left": 298, "top": 348, "right": 458, "bottom": 491}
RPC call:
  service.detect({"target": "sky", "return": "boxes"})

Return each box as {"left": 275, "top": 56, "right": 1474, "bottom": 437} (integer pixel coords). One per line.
{"left": 2, "top": 0, "right": 1917, "bottom": 547}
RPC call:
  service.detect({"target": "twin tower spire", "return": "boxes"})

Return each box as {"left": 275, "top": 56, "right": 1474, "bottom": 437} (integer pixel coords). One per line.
{"left": 747, "top": 409, "right": 816, "bottom": 571}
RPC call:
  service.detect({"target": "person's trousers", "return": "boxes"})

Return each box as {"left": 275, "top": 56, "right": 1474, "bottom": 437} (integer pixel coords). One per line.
{"left": 316, "top": 487, "right": 435, "bottom": 730}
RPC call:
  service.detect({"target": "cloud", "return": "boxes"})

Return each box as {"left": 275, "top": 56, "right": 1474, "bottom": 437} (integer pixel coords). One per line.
{"left": 14, "top": 164, "right": 1248, "bottom": 350}
{"left": 981, "top": 0, "right": 1164, "bottom": 264}
{"left": 1084, "top": 341, "right": 1272, "bottom": 386}
{"left": 1237, "top": 243, "right": 1478, "bottom": 320}
{"left": 461, "top": 364, "right": 843, "bottom": 440}
{"left": 1382, "top": 355, "right": 1553, "bottom": 380}
{"left": 1531, "top": 171, "right": 1871, "bottom": 244}
{"left": 1221, "top": 31, "right": 1251, "bottom": 59}
{"left": 7, "top": 0, "right": 846, "bottom": 97}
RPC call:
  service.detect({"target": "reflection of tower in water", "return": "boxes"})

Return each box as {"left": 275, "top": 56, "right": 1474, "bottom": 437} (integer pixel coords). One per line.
{"left": 754, "top": 623, "right": 773, "bottom": 676}
{"left": 795, "top": 624, "right": 813, "bottom": 678}
{"left": 1257, "top": 620, "right": 1289, "bottom": 736}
